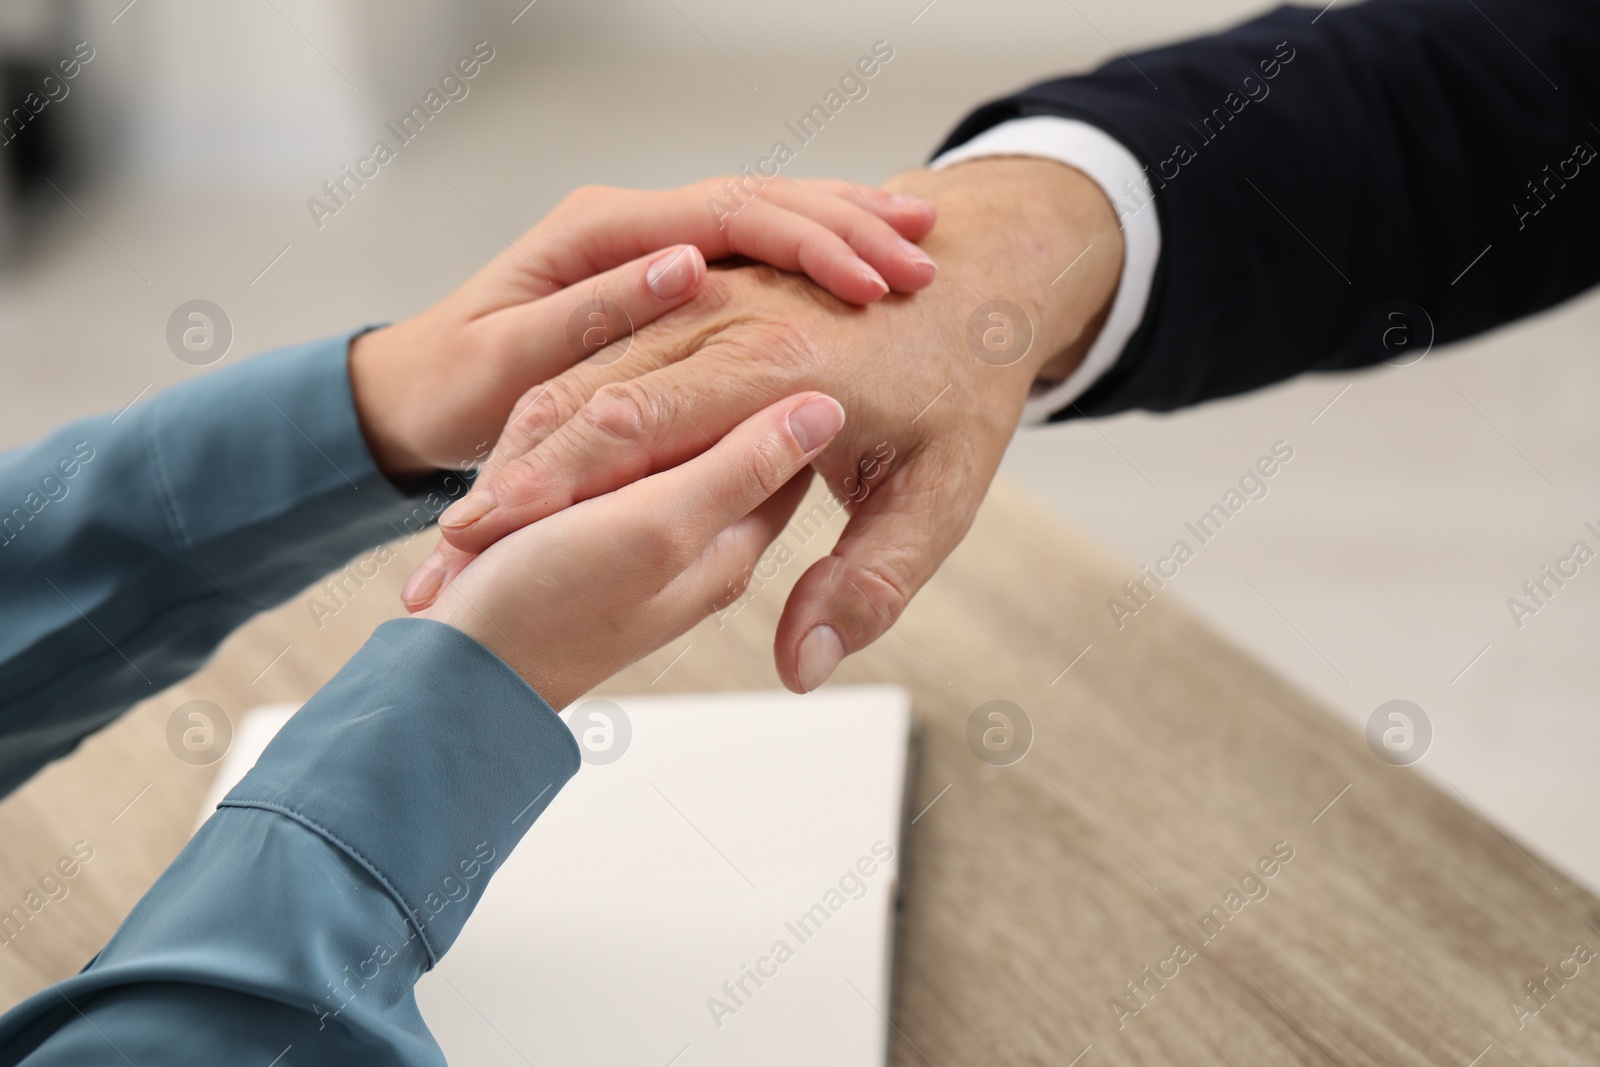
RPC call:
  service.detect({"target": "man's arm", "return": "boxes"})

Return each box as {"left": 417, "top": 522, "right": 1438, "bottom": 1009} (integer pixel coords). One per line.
{"left": 943, "top": 0, "right": 1600, "bottom": 416}
{"left": 931, "top": 116, "right": 1162, "bottom": 422}
{"left": 417, "top": 0, "right": 1600, "bottom": 690}
{"left": 418, "top": 157, "right": 1126, "bottom": 691}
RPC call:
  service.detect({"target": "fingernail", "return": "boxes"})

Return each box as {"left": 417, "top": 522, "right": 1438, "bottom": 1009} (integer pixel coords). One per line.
{"left": 858, "top": 262, "right": 890, "bottom": 296}
{"left": 797, "top": 625, "right": 846, "bottom": 692}
{"left": 646, "top": 245, "right": 702, "bottom": 299}
{"left": 401, "top": 554, "right": 446, "bottom": 609}
{"left": 896, "top": 236, "right": 935, "bottom": 271}
{"left": 789, "top": 395, "right": 845, "bottom": 453}
{"left": 439, "top": 490, "right": 495, "bottom": 530}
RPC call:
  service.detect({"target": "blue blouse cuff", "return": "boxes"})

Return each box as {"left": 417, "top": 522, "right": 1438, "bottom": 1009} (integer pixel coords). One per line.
{"left": 219, "top": 618, "right": 580, "bottom": 961}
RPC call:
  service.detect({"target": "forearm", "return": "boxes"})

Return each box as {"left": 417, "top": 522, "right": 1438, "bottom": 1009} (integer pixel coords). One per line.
{"left": 0, "top": 333, "right": 468, "bottom": 798}
{"left": 939, "top": 0, "right": 1600, "bottom": 415}
{"left": 0, "top": 619, "right": 577, "bottom": 1065}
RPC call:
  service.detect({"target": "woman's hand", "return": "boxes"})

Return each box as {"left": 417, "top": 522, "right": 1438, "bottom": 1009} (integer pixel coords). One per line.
{"left": 402, "top": 160, "right": 1125, "bottom": 692}
{"left": 347, "top": 179, "right": 934, "bottom": 480}
{"left": 417, "top": 392, "right": 846, "bottom": 709}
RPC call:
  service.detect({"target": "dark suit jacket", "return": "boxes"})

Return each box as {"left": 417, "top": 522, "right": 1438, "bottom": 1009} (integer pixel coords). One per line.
{"left": 940, "top": 0, "right": 1600, "bottom": 418}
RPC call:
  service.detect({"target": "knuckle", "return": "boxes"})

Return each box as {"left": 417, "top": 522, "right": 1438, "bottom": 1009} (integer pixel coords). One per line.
{"left": 849, "top": 557, "right": 913, "bottom": 626}
{"left": 498, "top": 379, "right": 584, "bottom": 458}
{"left": 495, "top": 404, "right": 541, "bottom": 458}
{"left": 634, "top": 517, "right": 696, "bottom": 575}
{"left": 496, "top": 448, "right": 546, "bottom": 494}
{"left": 731, "top": 314, "right": 820, "bottom": 367}
{"left": 689, "top": 270, "right": 737, "bottom": 316}
{"left": 743, "top": 433, "right": 794, "bottom": 499}
{"left": 583, "top": 380, "right": 662, "bottom": 447}
{"left": 719, "top": 202, "right": 756, "bottom": 242}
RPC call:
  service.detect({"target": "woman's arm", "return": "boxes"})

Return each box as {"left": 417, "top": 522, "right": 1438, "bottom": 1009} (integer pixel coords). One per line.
{"left": 0, "top": 391, "right": 844, "bottom": 1064}
{"left": 0, "top": 178, "right": 935, "bottom": 799}
{"left": 0, "top": 618, "right": 575, "bottom": 1066}
{"left": 0, "top": 332, "right": 467, "bottom": 799}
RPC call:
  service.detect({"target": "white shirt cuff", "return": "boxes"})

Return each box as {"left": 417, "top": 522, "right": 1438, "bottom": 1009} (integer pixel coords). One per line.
{"left": 932, "top": 115, "right": 1161, "bottom": 424}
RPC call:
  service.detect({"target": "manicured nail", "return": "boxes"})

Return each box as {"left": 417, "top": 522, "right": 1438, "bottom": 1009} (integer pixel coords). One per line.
{"left": 797, "top": 625, "right": 846, "bottom": 692}
{"left": 896, "top": 236, "right": 935, "bottom": 271}
{"left": 439, "top": 490, "right": 495, "bottom": 530}
{"left": 857, "top": 262, "right": 890, "bottom": 297}
{"left": 646, "top": 245, "right": 702, "bottom": 299}
{"left": 401, "top": 554, "right": 446, "bottom": 609}
{"left": 789, "top": 395, "right": 845, "bottom": 453}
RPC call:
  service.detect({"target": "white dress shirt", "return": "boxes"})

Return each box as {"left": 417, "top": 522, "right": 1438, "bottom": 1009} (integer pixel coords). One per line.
{"left": 932, "top": 116, "right": 1162, "bottom": 423}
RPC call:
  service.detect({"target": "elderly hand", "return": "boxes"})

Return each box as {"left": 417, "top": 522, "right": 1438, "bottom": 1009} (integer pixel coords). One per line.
{"left": 346, "top": 178, "right": 935, "bottom": 480}
{"left": 408, "top": 158, "right": 1123, "bottom": 692}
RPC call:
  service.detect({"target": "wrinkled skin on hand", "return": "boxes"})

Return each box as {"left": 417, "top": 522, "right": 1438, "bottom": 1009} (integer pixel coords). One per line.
{"left": 417, "top": 158, "right": 1124, "bottom": 692}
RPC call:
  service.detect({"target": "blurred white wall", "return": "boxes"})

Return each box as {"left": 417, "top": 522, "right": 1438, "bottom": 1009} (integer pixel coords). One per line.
{"left": 61, "top": 0, "right": 1277, "bottom": 190}
{"left": 76, "top": 0, "right": 513, "bottom": 189}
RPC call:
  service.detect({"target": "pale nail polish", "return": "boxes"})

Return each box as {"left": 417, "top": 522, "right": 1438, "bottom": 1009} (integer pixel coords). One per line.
{"left": 796, "top": 625, "right": 846, "bottom": 692}
{"left": 646, "top": 245, "right": 702, "bottom": 299}
{"left": 897, "top": 236, "right": 935, "bottom": 271}
{"left": 789, "top": 396, "right": 845, "bottom": 453}
{"left": 858, "top": 263, "right": 890, "bottom": 296}
{"left": 439, "top": 491, "right": 495, "bottom": 530}
{"left": 401, "top": 555, "right": 446, "bottom": 609}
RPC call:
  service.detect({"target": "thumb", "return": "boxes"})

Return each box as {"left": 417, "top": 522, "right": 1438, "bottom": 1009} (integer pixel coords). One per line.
{"left": 633, "top": 392, "right": 845, "bottom": 546}
{"left": 400, "top": 538, "right": 474, "bottom": 613}
{"left": 774, "top": 452, "right": 977, "bottom": 693}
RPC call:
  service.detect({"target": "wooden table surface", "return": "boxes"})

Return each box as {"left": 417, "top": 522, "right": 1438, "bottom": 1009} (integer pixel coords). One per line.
{"left": 2, "top": 479, "right": 1596, "bottom": 1065}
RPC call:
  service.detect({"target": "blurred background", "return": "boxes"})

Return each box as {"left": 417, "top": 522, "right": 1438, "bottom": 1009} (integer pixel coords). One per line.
{"left": 2, "top": 0, "right": 1596, "bottom": 892}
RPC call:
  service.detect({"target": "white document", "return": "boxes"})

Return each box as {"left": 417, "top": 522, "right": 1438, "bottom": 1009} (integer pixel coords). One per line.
{"left": 199, "top": 686, "right": 915, "bottom": 1067}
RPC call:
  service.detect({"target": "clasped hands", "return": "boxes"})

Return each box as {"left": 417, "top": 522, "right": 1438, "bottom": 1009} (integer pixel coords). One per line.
{"left": 349, "top": 161, "right": 1122, "bottom": 709}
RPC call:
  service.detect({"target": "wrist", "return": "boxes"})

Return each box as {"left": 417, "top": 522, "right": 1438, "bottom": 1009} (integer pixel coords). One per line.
{"left": 884, "top": 157, "right": 1122, "bottom": 385}
{"left": 347, "top": 320, "right": 438, "bottom": 481}
{"left": 421, "top": 594, "right": 584, "bottom": 710}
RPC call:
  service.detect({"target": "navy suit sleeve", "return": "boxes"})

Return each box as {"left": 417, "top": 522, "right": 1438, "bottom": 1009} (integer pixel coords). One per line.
{"left": 938, "top": 0, "right": 1600, "bottom": 416}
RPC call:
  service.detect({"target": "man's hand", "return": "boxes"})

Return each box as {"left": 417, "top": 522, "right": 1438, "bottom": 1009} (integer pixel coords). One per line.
{"left": 345, "top": 178, "right": 935, "bottom": 480}
{"left": 409, "top": 158, "right": 1123, "bottom": 692}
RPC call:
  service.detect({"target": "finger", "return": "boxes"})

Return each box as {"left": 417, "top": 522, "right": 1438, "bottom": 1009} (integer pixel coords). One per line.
{"left": 759, "top": 182, "right": 936, "bottom": 293}
{"left": 471, "top": 275, "right": 727, "bottom": 480}
{"left": 718, "top": 196, "right": 892, "bottom": 303}
{"left": 437, "top": 343, "right": 786, "bottom": 554}
{"left": 633, "top": 392, "right": 844, "bottom": 545}
{"left": 773, "top": 450, "right": 975, "bottom": 693}
{"left": 401, "top": 538, "right": 473, "bottom": 613}
{"left": 474, "top": 243, "right": 705, "bottom": 386}
{"left": 411, "top": 408, "right": 824, "bottom": 618}
{"left": 512, "top": 182, "right": 935, "bottom": 305}
{"left": 453, "top": 244, "right": 705, "bottom": 469}
{"left": 799, "top": 179, "right": 938, "bottom": 243}
{"left": 671, "top": 469, "right": 813, "bottom": 616}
